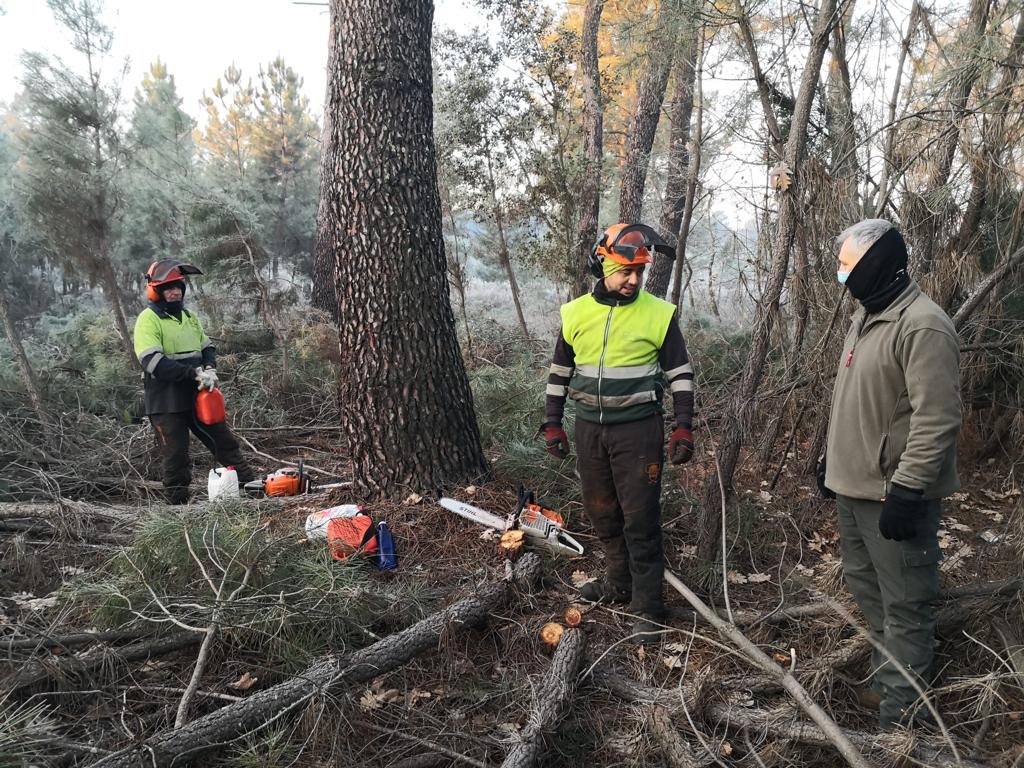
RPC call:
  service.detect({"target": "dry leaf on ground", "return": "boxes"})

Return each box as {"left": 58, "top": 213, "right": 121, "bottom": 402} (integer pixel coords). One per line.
{"left": 228, "top": 671, "right": 257, "bottom": 691}
{"left": 571, "top": 569, "right": 592, "bottom": 587}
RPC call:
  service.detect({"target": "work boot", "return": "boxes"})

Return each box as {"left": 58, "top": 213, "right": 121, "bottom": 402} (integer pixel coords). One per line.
{"left": 631, "top": 616, "right": 664, "bottom": 645}
{"left": 579, "top": 579, "right": 630, "bottom": 605}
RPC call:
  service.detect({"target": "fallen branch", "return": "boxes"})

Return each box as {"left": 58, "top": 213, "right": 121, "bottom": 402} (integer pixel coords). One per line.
{"left": 648, "top": 705, "right": 705, "bottom": 768}
{"left": 5, "top": 632, "right": 201, "bottom": 695}
{"left": 704, "top": 701, "right": 988, "bottom": 768}
{"left": 92, "top": 553, "right": 544, "bottom": 768}
{"left": 663, "top": 571, "right": 869, "bottom": 768}
{"left": 500, "top": 627, "right": 586, "bottom": 768}
{"left": 3, "top": 629, "right": 143, "bottom": 653}
{"left": 592, "top": 668, "right": 982, "bottom": 768}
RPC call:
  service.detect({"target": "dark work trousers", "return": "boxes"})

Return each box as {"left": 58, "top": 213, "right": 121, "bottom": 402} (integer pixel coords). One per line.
{"left": 150, "top": 412, "right": 253, "bottom": 503}
{"left": 837, "top": 494, "right": 941, "bottom": 727}
{"left": 575, "top": 414, "right": 666, "bottom": 618}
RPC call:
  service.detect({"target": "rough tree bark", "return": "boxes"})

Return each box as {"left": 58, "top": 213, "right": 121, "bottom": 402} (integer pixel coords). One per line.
{"left": 669, "top": 53, "right": 703, "bottom": 309}
{"left": 92, "top": 554, "right": 543, "bottom": 768}
{"left": 311, "top": 3, "right": 339, "bottom": 320}
{"left": 646, "top": 10, "right": 701, "bottom": 300}
{"left": 500, "top": 628, "right": 586, "bottom": 768}
{"left": 697, "top": 0, "right": 840, "bottom": 568}
{"left": 316, "top": 0, "right": 488, "bottom": 497}
{"left": 617, "top": 0, "right": 680, "bottom": 224}
{"left": 572, "top": 0, "right": 605, "bottom": 299}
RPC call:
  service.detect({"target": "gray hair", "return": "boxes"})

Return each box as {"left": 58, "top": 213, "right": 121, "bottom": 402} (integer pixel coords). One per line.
{"left": 836, "top": 219, "right": 895, "bottom": 255}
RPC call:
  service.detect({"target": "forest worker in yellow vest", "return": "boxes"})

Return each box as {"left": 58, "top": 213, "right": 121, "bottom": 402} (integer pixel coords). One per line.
{"left": 133, "top": 260, "right": 254, "bottom": 504}
{"left": 539, "top": 223, "right": 696, "bottom": 643}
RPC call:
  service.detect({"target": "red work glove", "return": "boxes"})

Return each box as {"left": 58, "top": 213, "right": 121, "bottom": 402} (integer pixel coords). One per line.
{"left": 668, "top": 427, "right": 694, "bottom": 465}
{"left": 536, "top": 423, "right": 570, "bottom": 460}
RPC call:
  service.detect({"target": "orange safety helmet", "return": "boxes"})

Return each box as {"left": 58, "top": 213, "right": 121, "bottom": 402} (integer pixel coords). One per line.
{"left": 588, "top": 223, "right": 674, "bottom": 278}
{"left": 145, "top": 259, "right": 203, "bottom": 302}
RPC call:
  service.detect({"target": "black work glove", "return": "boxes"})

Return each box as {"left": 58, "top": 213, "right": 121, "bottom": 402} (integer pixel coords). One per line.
{"left": 815, "top": 454, "right": 835, "bottom": 499}
{"left": 879, "top": 483, "right": 925, "bottom": 541}
{"left": 535, "top": 422, "right": 570, "bottom": 460}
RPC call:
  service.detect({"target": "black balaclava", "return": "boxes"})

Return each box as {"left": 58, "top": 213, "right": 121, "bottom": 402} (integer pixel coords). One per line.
{"left": 154, "top": 280, "right": 186, "bottom": 318}
{"left": 845, "top": 227, "right": 911, "bottom": 314}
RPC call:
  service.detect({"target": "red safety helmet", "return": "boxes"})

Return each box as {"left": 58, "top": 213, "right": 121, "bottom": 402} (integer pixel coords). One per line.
{"left": 145, "top": 259, "right": 203, "bottom": 302}
{"left": 588, "top": 223, "right": 674, "bottom": 278}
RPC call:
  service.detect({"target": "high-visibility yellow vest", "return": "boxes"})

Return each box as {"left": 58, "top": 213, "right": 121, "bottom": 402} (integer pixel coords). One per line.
{"left": 560, "top": 290, "right": 676, "bottom": 424}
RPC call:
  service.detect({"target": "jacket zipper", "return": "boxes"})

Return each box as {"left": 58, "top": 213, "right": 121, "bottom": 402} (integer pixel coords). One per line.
{"left": 597, "top": 306, "right": 614, "bottom": 424}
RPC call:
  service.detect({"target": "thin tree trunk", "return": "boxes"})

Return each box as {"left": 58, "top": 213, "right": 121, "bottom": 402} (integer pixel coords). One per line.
{"left": 952, "top": 243, "right": 1024, "bottom": 331}
{"left": 670, "top": 48, "right": 703, "bottom": 308}
{"left": 572, "top": 0, "right": 605, "bottom": 299}
{"left": 318, "top": 0, "right": 488, "bottom": 497}
{"left": 493, "top": 196, "right": 530, "bottom": 339}
{"left": 735, "top": 0, "right": 785, "bottom": 161}
{"left": 908, "top": 0, "right": 991, "bottom": 274}
{"left": 617, "top": 0, "right": 679, "bottom": 224}
{"left": 950, "top": 9, "right": 1024, "bottom": 295}
{"left": 698, "top": 0, "right": 840, "bottom": 568}
{"left": 0, "top": 284, "right": 48, "bottom": 427}
{"left": 647, "top": 11, "right": 701, "bottom": 299}
{"left": 99, "top": 259, "right": 136, "bottom": 368}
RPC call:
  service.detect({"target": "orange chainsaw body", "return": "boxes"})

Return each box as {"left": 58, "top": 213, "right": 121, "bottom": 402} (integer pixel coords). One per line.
{"left": 263, "top": 468, "right": 310, "bottom": 497}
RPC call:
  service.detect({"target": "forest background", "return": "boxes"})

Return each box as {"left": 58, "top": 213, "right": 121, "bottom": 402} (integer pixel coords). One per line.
{"left": 1, "top": 0, "right": 1023, "bottom": 765}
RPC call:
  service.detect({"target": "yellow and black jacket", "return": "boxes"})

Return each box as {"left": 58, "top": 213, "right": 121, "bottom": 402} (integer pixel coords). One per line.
{"left": 546, "top": 283, "right": 694, "bottom": 428}
{"left": 133, "top": 302, "right": 215, "bottom": 415}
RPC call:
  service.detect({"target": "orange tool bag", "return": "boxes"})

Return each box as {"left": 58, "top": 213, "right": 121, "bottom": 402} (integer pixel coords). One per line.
{"left": 327, "top": 513, "right": 378, "bottom": 561}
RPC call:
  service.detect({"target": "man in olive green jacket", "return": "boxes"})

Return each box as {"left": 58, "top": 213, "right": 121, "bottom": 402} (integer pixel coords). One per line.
{"left": 818, "top": 219, "right": 961, "bottom": 729}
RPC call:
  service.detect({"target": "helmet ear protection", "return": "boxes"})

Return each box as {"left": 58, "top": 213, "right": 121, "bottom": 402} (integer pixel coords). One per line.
{"left": 145, "top": 260, "right": 203, "bottom": 302}
{"left": 587, "top": 223, "right": 675, "bottom": 280}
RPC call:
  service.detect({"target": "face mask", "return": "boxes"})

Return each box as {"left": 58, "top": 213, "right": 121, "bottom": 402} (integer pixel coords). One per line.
{"left": 837, "top": 271, "right": 850, "bottom": 285}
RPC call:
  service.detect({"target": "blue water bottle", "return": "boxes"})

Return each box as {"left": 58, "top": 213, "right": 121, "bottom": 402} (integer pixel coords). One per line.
{"left": 376, "top": 521, "right": 398, "bottom": 570}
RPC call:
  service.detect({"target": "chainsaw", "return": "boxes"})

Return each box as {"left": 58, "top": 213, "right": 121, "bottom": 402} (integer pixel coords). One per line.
{"left": 438, "top": 486, "right": 584, "bottom": 556}
{"left": 244, "top": 460, "right": 351, "bottom": 497}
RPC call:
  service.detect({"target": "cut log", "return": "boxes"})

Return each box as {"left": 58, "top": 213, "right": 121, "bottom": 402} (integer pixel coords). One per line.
{"left": 500, "top": 627, "right": 586, "bottom": 768}
{"left": 92, "top": 553, "right": 543, "bottom": 768}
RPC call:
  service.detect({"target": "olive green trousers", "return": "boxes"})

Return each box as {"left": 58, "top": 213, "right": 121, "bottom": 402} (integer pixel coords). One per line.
{"left": 837, "top": 494, "right": 942, "bottom": 728}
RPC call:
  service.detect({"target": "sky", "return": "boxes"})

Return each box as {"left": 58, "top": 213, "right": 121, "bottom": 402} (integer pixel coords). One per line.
{"left": 0, "top": 0, "right": 486, "bottom": 118}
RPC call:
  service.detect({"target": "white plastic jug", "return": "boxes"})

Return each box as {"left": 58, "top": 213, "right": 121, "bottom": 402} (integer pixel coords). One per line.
{"left": 305, "top": 504, "right": 362, "bottom": 540}
{"left": 208, "top": 466, "right": 239, "bottom": 500}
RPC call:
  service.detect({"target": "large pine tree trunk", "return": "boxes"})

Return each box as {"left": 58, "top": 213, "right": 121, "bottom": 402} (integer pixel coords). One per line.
{"left": 572, "top": 0, "right": 605, "bottom": 299}
{"left": 318, "top": 0, "right": 488, "bottom": 497}
{"left": 697, "top": 0, "right": 839, "bottom": 569}
{"left": 311, "top": 4, "right": 340, "bottom": 321}
{"left": 617, "top": 0, "right": 679, "bottom": 224}
{"left": 646, "top": 11, "right": 700, "bottom": 300}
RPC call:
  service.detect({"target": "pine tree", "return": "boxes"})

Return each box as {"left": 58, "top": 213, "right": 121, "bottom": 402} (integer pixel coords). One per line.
{"left": 16, "top": 0, "right": 134, "bottom": 363}
{"left": 316, "top": 0, "right": 488, "bottom": 496}
{"left": 119, "top": 59, "right": 195, "bottom": 272}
